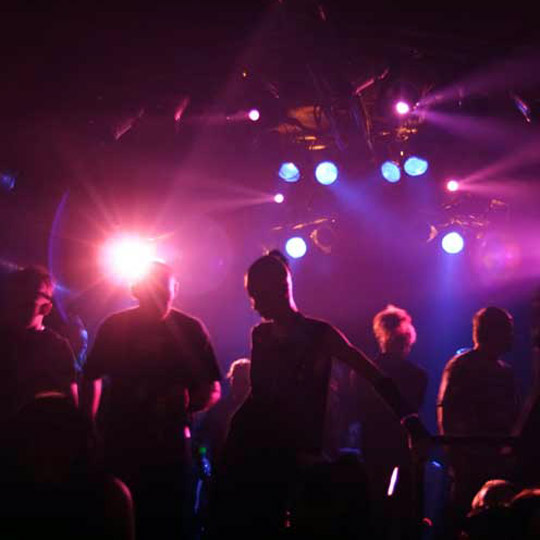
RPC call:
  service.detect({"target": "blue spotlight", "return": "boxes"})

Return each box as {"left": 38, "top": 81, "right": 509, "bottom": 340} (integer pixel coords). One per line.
{"left": 285, "top": 237, "right": 307, "bottom": 259}
{"left": 315, "top": 161, "right": 338, "bottom": 185}
{"left": 278, "top": 162, "right": 300, "bottom": 183}
{"left": 0, "top": 172, "right": 16, "bottom": 192}
{"left": 441, "top": 232, "right": 465, "bottom": 254}
{"left": 404, "top": 156, "right": 429, "bottom": 177}
{"left": 380, "top": 161, "right": 401, "bottom": 183}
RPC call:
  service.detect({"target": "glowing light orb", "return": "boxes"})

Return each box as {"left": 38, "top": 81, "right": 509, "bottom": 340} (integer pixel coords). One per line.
{"left": 446, "top": 180, "right": 459, "bottom": 192}
{"left": 274, "top": 193, "right": 285, "bottom": 204}
{"left": 441, "top": 232, "right": 465, "bottom": 254}
{"left": 395, "top": 101, "right": 411, "bottom": 115}
{"left": 285, "top": 237, "right": 307, "bottom": 259}
{"left": 278, "top": 162, "right": 300, "bottom": 183}
{"left": 248, "top": 109, "right": 260, "bottom": 122}
{"left": 103, "top": 236, "right": 157, "bottom": 283}
{"left": 381, "top": 161, "right": 401, "bottom": 183}
{"left": 315, "top": 161, "right": 338, "bottom": 185}
{"left": 404, "top": 156, "right": 429, "bottom": 177}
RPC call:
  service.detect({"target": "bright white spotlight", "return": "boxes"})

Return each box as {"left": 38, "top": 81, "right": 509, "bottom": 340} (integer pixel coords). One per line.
{"left": 315, "top": 161, "right": 338, "bottom": 185}
{"left": 278, "top": 162, "right": 300, "bottom": 182}
{"left": 274, "top": 193, "right": 285, "bottom": 204}
{"left": 103, "top": 236, "right": 157, "bottom": 283}
{"left": 441, "top": 232, "right": 465, "bottom": 254}
{"left": 395, "top": 101, "right": 411, "bottom": 115}
{"left": 446, "top": 180, "right": 459, "bottom": 192}
{"left": 285, "top": 237, "right": 307, "bottom": 259}
{"left": 248, "top": 109, "right": 260, "bottom": 122}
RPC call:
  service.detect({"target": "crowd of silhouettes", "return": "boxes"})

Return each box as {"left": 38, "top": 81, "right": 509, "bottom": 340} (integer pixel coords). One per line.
{"left": 0, "top": 254, "right": 539, "bottom": 539}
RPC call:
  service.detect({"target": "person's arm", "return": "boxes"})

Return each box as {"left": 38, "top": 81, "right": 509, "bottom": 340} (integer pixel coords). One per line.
{"left": 324, "top": 324, "right": 416, "bottom": 420}
{"left": 81, "top": 319, "right": 111, "bottom": 421}
{"left": 104, "top": 477, "right": 135, "bottom": 540}
{"left": 188, "top": 380, "right": 221, "bottom": 413}
{"left": 437, "top": 361, "right": 465, "bottom": 435}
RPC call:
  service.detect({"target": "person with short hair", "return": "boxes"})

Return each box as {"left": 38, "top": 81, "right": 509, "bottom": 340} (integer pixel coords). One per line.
{"left": 437, "top": 307, "right": 520, "bottom": 521}
{"left": 83, "top": 261, "right": 221, "bottom": 540}
{"left": 0, "top": 266, "right": 78, "bottom": 421}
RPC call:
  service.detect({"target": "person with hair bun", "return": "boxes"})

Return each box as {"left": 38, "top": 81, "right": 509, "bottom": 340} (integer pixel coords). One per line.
{"left": 215, "top": 252, "right": 428, "bottom": 539}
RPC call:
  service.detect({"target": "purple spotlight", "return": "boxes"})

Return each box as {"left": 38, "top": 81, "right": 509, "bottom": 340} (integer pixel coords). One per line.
{"left": 248, "top": 109, "right": 260, "bottom": 122}
{"left": 274, "top": 193, "right": 284, "bottom": 204}
{"left": 395, "top": 101, "right": 411, "bottom": 115}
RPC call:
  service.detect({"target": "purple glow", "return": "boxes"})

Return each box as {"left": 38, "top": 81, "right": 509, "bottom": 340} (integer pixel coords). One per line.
{"left": 395, "top": 101, "right": 411, "bottom": 115}
{"left": 274, "top": 193, "right": 285, "bottom": 204}
{"left": 446, "top": 180, "right": 459, "bottom": 192}
{"left": 248, "top": 109, "right": 260, "bottom": 122}
{"left": 103, "top": 236, "right": 158, "bottom": 283}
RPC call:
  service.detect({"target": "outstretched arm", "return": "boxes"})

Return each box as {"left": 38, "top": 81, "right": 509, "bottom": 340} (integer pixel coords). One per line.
{"left": 324, "top": 324, "right": 423, "bottom": 422}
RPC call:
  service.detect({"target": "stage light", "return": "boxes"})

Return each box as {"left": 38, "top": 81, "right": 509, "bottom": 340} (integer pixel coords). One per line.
{"left": 315, "top": 161, "right": 338, "bottom": 185}
{"left": 395, "top": 101, "right": 411, "bottom": 115}
{"left": 103, "top": 236, "right": 157, "bottom": 283}
{"left": 274, "top": 193, "right": 285, "bottom": 204}
{"left": 278, "top": 162, "right": 300, "bottom": 183}
{"left": 446, "top": 180, "right": 459, "bottom": 192}
{"left": 441, "top": 232, "right": 464, "bottom": 254}
{"left": 380, "top": 161, "right": 401, "bottom": 183}
{"left": 248, "top": 109, "right": 260, "bottom": 122}
{"left": 404, "top": 156, "right": 429, "bottom": 177}
{"left": 0, "top": 172, "right": 16, "bottom": 191}
{"left": 285, "top": 237, "right": 307, "bottom": 259}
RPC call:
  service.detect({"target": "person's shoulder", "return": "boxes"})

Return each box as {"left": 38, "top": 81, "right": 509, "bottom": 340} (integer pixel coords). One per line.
{"left": 300, "top": 315, "right": 334, "bottom": 333}
{"left": 444, "top": 349, "right": 474, "bottom": 374}
{"left": 99, "top": 307, "right": 138, "bottom": 328}
{"left": 42, "top": 327, "right": 72, "bottom": 349}
{"left": 167, "top": 309, "right": 208, "bottom": 333}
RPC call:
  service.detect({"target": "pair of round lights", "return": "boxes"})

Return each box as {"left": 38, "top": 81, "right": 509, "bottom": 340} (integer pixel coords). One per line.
{"left": 380, "top": 157, "right": 429, "bottom": 183}
{"left": 279, "top": 161, "right": 338, "bottom": 185}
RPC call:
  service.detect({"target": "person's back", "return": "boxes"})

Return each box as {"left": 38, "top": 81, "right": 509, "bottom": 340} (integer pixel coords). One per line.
{"left": 438, "top": 307, "right": 519, "bottom": 525}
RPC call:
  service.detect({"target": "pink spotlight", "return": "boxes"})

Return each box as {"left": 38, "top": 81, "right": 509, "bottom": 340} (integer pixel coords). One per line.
{"left": 395, "top": 101, "right": 411, "bottom": 115}
{"left": 248, "top": 109, "right": 260, "bottom": 122}
{"left": 103, "top": 236, "right": 157, "bottom": 284}
{"left": 446, "top": 180, "right": 459, "bottom": 192}
{"left": 274, "top": 193, "right": 285, "bottom": 204}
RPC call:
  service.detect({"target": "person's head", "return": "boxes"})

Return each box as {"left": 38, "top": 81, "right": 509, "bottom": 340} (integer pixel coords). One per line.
{"left": 245, "top": 250, "right": 295, "bottom": 320}
{"left": 373, "top": 304, "right": 417, "bottom": 357}
{"left": 2, "top": 266, "right": 54, "bottom": 330}
{"left": 473, "top": 306, "right": 513, "bottom": 355}
{"left": 226, "top": 358, "right": 251, "bottom": 403}
{"left": 131, "top": 261, "right": 177, "bottom": 319}
{"left": 470, "top": 479, "right": 518, "bottom": 514}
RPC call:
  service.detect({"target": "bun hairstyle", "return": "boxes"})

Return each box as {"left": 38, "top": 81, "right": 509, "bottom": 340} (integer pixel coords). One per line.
{"left": 266, "top": 249, "right": 290, "bottom": 269}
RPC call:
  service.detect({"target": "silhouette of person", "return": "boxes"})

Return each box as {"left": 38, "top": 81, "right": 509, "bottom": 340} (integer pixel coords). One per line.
{"left": 82, "top": 261, "right": 221, "bottom": 540}
{"left": 0, "top": 394, "right": 134, "bottom": 540}
{"left": 353, "top": 304, "right": 428, "bottom": 539}
{"left": 0, "top": 266, "right": 78, "bottom": 423}
{"left": 438, "top": 307, "right": 519, "bottom": 520}
{"left": 217, "top": 251, "right": 427, "bottom": 539}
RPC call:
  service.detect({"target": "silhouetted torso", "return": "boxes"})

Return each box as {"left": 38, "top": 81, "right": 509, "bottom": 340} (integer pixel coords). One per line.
{"left": 0, "top": 327, "right": 75, "bottom": 420}
{"left": 85, "top": 307, "right": 221, "bottom": 466}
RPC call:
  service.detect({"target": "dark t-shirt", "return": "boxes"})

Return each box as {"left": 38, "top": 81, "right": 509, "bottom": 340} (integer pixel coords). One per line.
{"left": 237, "top": 313, "right": 334, "bottom": 453}
{"left": 438, "top": 349, "right": 519, "bottom": 436}
{"left": 85, "top": 308, "right": 221, "bottom": 460}
{"left": 0, "top": 327, "right": 76, "bottom": 419}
